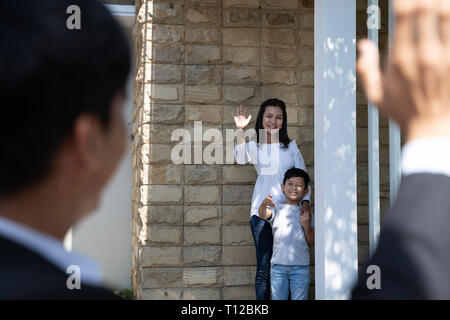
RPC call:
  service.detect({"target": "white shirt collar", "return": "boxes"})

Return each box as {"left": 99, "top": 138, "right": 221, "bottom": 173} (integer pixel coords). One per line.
{"left": 0, "top": 215, "right": 102, "bottom": 286}
{"left": 402, "top": 137, "right": 450, "bottom": 178}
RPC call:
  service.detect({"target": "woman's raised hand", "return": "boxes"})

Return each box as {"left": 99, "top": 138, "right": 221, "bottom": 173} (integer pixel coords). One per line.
{"left": 232, "top": 104, "right": 252, "bottom": 129}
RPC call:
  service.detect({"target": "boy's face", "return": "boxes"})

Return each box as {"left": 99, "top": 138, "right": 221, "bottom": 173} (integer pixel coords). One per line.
{"left": 281, "top": 176, "right": 308, "bottom": 203}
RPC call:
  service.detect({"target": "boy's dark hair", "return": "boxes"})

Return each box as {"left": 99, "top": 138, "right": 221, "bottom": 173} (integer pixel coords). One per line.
{"left": 0, "top": 0, "right": 131, "bottom": 197}
{"left": 283, "top": 168, "right": 310, "bottom": 189}
{"left": 255, "top": 98, "right": 290, "bottom": 149}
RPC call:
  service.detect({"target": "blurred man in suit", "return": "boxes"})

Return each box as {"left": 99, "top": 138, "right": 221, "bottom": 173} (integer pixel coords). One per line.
{"left": 352, "top": 0, "right": 450, "bottom": 299}
{"left": 0, "top": 0, "right": 130, "bottom": 299}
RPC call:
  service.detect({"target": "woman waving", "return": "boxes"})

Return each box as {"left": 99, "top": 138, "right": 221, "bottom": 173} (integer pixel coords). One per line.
{"left": 233, "top": 98, "right": 311, "bottom": 300}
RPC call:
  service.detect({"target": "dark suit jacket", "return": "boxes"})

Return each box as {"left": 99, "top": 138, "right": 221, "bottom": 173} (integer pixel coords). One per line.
{"left": 0, "top": 234, "right": 122, "bottom": 300}
{"left": 352, "top": 173, "right": 450, "bottom": 299}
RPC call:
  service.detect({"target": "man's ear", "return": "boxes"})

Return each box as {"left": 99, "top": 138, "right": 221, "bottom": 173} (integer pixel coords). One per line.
{"left": 304, "top": 187, "right": 309, "bottom": 194}
{"left": 71, "top": 114, "right": 104, "bottom": 171}
{"left": 281, "top": 184, "right": 285, "bottom": 193}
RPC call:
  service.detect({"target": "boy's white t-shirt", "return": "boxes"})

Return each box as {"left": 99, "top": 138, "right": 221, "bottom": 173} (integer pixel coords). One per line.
{"left": 267, "top": 203, "right": 314, "bottom": 266}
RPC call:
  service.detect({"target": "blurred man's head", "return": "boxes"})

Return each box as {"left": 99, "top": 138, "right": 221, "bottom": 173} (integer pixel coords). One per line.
{"left": 0, "top": 0, "right": 131, "bottom": 230}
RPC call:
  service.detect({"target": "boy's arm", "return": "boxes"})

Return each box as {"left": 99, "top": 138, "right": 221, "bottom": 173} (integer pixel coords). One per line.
{"left": 304, "top": 225, "right": 314, "bottom": 247}
{"left": 258, "top": 194, "right": 275, "bottom": 220}
{"left": 300, "top": 212, "right": 314, "bottom": 247}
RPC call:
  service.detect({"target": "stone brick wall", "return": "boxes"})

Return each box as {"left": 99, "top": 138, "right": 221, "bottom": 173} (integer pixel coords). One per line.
{"left": 356, "top": 0, "right": 391, "bottom": 271}
{"left": 131, "top": 0, "right": 390, "bottom": 300}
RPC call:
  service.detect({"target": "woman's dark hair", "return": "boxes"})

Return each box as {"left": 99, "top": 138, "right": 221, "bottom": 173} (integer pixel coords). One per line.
{"left": 0, "top": 0, "right": 131, "bottom": 197}
{"left": 255, "top": 98, "right": 290, "bottom": 149}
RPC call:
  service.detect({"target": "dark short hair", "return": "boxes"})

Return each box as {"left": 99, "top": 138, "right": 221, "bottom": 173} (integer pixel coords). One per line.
{"left": 0, "top": 0, "right": 131, "bottom": 197}
{"left": 283, "top": 168, "right": 310, "bottom": 189}
{"left": 254, "top": 98, "right": 290, "bottom": 149}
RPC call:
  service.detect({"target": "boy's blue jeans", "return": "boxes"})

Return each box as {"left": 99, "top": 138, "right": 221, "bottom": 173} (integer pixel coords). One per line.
{"left": 270, "top": 264, "right": 310, "bottom": 300}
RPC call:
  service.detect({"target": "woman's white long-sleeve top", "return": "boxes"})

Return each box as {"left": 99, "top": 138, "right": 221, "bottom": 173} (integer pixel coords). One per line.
{"left": 234, "top": 140, "right": 311, "bottom": 218}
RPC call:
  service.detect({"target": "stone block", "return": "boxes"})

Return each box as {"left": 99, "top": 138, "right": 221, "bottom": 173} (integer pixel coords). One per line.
{"left": 183, "top": 226, "right": 221, "bottom": 245}
{"left": 146, "top": 64, "right": 183, "bottom": 84}
{"left": 185, "top": 27, "right": 221, "bottom": 45}
{"left": 142, "top": 104, "right": 184, "bottom": 124}
{"left": 299, "top": 47, "right": 314, "bottom": 68}
{"left": 299, "top": 87, "right": 314, "bottom": 105}
{"left": 299, "top": 141, "right": 314, "bottom": 165}
{"left": 223, "top": 86, "right": 260, "bottom": 105}
{"left": 300, "top": 69, "right": 314, "bottom": 86}
{"left": 141, "top": 144, "right": 173, "bottom": 165}
{"left": 146, "top": 43, "right": 184, "bottom": 64}
{"left": 183, "top": 246, "right": 221, "bottom": 266}
{"left": 300, "top": 0, "right": 314, "bottom": 10}
{"left": 223, "top": 266, "right": 256, "bottom": 286}
{"left": 299, "top": 29, "right": 314, "bottom": 47}
{"left": 185, "top": 45, "right": 222, "bottom": 64}
{"left": 262, "top": 9, "right": 299, "bottom": 28}
{"left": 185, "top": 65, "right": 222, "bottom": 85}
{"left": 185, "top": 105, "right": 222, "bottom": 124}
{"left": 358, "top": 244, "right": 370, "bottom": 264}
{"left": 223, "top": 205, "right": 252, "bottom": 225}
{"left": 223, "top": 8, "right": 261, "bottom": 27}
{"left": 299, "top": 106, "right": 314, "bottom": 126}
{"left": 183, "top": 267, "right": 222, "bottom": 287}
{"left": 287, "top": 107, "right": 299, "bottom": 124}
{"left": 152, "top": 3, "right": 184, "bottom": 25}
{"left": 141, "top": 246, "right": 182, "bottom": 267}
{"left": 261, "top": 67, "right": 297, "bottom": 86}
{"left": 261, "top": 85, "right": 298, "bottom": 105}
{"left": 184, "top": 206, "right": 221, "bottom": 226}
{"left": 222, "top": 246, "right": 256, "bottom": 266}
{"left": 300, "top": 10, "right": 314, "bottom": 29}
{"left": 184, "top": 165, "right": 221, "bottom": 184}
{"left": 223, "top": 226, "right": 253, "bottom": 245}
{"left": 185, "top": 85, "right": 222, "bottom": 104}
{"left": 223, "top": 66, "right": 259, "bottom": 85}
{"left": 223, "top": 28, "right": 260, "bottom": 47}
{"left": 223, "top": 286, "right": 256, "bottom": 300}
{"left": 223, "top": 47, "right": 260, "bottom": 66}
{"left": 141, "top": 267, "right": 182, "bottom": 288}
{"left": 147, "top": 205, "right": 183, "bottom": 225}
{"left": 182, "top": 288, "right": 222, "bottom": 300}
{"left": 151, "top": 24, "right": 184, "bottom": 44}
{"left": 184, "top": 185, "right": 221, "bottom": 205}
{"left": 223, "top": 185, "right": 254, "bottom": 205}
{"left": 147, "top": 84, "right": 184, "bottom": 103}
{"left": 299, "top": 127, "right": 314, "bottom": 143}
{"left": 185, "top": 6, "right": 221, "bottom": 26}
{"left": 262, "top": 47, "right": 299, "bottom": 67}
{"left": 223, "top": 165, "right": 257, "bottom": 184}
{"left": 224, "top": 0, "right": 259, "bottom": 7}
{"left": 143, "top": 124, "right": 182, "bottom": 144}
{"left": 147, "top": 185, "right": 183, "bottom": 204}
{"left": 262, "top": 28, "right": 299, "bottom": 48}
{"left": 147, "top": 225, "right": 182, "bottom": 245}
{"left": 358, "top": 224, "right": 369, "bottom": 245}
{"left": 264, "top": 0, "right": 298, "bottom": 9}
{"left": 141, "top": 288, "right": 182, "bottom": 300}
{"left": 147, "top": 164, "right": 182, "bottom": 184}
{"left": 186, "top": 0, "right": 220, "bottom": 5}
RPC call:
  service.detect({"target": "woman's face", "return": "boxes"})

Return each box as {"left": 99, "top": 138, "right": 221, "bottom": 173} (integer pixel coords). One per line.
{"left": 262, "top": 106, "right": 284, "bottom": 135}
